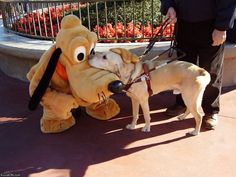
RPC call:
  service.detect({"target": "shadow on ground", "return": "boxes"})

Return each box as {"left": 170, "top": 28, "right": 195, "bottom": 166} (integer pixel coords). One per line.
{"left": 0, "top": 70, "right": 197, "bottom": 177}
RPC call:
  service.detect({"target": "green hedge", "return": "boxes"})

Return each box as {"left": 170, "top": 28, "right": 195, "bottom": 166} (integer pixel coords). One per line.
{"left": 73, "top": 0, "right": 162, "bottom": 29}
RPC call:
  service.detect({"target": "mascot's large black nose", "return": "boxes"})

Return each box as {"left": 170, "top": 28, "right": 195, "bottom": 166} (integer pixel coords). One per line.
{"left": 108, "top": 80, "right": 125, "bottom": 94}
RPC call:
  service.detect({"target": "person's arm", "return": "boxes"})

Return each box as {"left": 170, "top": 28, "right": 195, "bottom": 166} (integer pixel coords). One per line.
{"left": 215, "top": 0, "right": 236, "bottom": 31}
{"left": 212, "top": 0, "right": 236, "bottom": 46}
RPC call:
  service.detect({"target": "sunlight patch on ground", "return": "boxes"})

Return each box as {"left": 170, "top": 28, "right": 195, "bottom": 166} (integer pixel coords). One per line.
{"left": 104, "top": 128, "right": 124, "bottom": 134}
{"left": 29, "top": 169, "right": 71, "bottom": 177}
{"left": 108, "top": 115, "right": 133, "bottom": 121}
{"left": 0, "top": 117, "right": 27, "bottom": 124}
{"left": 123, "top": 132, "right": 188, "bottom": 150}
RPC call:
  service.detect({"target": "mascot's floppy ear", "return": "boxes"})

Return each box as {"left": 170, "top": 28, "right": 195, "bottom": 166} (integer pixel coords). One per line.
{"left": 110, "top": 48, "right": 140, "bottom": 64}
{"left": 28, "top": 48, "right": 62, "bottom": 110}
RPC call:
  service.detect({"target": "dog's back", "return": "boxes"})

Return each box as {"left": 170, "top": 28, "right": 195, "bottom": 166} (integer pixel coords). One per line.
{"left": 149, "top": 60, "right": 211, "bottom": 94}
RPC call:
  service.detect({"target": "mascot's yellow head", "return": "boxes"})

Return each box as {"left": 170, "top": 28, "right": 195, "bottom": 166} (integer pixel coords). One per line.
{"left": 55, "top": 15, "right": 97, "bottom": 71}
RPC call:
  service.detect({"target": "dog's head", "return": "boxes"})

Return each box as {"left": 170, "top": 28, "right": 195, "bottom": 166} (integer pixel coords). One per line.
{"left": 89, "top": 48, "right": 139, "bottom": 73}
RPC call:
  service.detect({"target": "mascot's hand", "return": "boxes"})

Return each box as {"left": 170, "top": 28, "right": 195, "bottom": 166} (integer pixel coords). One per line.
{"left": 42, "top": 89, "right": 78, "bottom": 119}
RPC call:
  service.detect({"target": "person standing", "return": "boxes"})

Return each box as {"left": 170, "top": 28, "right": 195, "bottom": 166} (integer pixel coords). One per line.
{"left": 160, "top": 0, "right": 236, "bottom": 129}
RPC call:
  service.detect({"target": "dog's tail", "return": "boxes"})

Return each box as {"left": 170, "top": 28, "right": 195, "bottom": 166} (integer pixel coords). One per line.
{"left": 197, "top": 69, "right": 211, "bottom": 86}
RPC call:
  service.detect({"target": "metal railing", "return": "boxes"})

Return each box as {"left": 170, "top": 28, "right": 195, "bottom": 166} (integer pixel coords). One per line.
{"left": 0, "top": 0, "right": 174, "bottom": 42}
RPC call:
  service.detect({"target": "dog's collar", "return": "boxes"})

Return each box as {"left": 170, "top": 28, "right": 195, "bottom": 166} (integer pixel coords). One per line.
{"left": 55, "top": 62, "right": 68, "bottom": 81}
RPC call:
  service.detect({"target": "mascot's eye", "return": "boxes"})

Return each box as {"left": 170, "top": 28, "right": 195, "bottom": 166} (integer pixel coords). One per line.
{"left": 77, "top": 53, "right": 85, "bottom": 61}
{"left": 74, "top": 46, "right": 86, "bottom": 62}
{"left": 103, "top": 55, "right": 107, "bottom": 60}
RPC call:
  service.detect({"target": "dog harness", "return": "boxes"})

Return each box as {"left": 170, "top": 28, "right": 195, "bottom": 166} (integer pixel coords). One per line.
{"left": 123, "top": 63, "right": 156, "bottom": 96}
{"left": 121, "top": 18, "right": 172, "bottom": 95}
{"left": 123, "top": 59, "right": 181, "bottom": 96}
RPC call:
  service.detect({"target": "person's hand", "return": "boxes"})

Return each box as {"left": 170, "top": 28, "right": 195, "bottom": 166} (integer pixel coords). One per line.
{"left": 166, "top": 7, "right": 177, "bottom": 24}
{"left": 212, "top": 29, "right": 226, "bottom": 46}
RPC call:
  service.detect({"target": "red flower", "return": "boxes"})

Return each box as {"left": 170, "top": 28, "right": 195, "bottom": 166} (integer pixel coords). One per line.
{"left": 12, "top": 5, "right": 175, "bottom": 42}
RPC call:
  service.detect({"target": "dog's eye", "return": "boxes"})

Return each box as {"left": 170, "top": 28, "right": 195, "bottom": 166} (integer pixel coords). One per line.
{"left": 103, "top": 55, "right": 107, "bottom": 60}
{"left": 89, "top": 43, "right": 95, "bottom": 55}
{"left": 74, "top": 46, "right": 86, "bottom": 62}
{"left": 90, "top": 48, "right": 95, "bottom": 55}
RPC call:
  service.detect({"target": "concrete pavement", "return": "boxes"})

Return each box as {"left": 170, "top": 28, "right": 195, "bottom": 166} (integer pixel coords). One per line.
{"left": 0, "top": 70, "right": 236, "bottom": 177}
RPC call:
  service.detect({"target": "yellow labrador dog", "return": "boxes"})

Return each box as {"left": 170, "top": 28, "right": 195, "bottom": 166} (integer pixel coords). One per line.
{"left": 89, "top": 48, "right": 211, "bottom": 135}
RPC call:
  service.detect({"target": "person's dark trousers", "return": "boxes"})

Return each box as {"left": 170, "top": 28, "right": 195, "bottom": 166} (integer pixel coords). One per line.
{"left": 174, "top": 19, "right": 224, "bottom": 115}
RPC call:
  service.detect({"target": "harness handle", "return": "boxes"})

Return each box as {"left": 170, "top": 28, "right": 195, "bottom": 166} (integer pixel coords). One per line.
{"left": 140, "top": 18, "right": 170, "bottom": 60}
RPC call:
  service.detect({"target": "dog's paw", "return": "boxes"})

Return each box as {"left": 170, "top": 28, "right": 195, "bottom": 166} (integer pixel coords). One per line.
{"left": 141, "top": 125, "right": 150, "bottom": 132}
{"left": 126, "top": 124, "right": 136, "bottom": 130}
{"left": 187, "top": 130, "right": 199, "bottom": 136}
{"left": 177, "top": 115, "right": 186, "bottom": 120}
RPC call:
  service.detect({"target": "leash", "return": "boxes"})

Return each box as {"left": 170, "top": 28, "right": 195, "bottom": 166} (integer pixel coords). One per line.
{"left": 110, "top": 20, "right": 187, "bottom": 95}
{"left": 139, "top": 17, "right": 186, "bottom": 62}
{"left": 139, "top": 18, "right": 170, "bottom": 60}
{"left": 122, "top": 20, "right": 187, "bottom": 96}
{"left": 149, "top": 21, "right": 186, "bottom": 62}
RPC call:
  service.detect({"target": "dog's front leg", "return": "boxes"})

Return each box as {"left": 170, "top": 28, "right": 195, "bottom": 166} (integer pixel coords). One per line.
{"left": 126, "top": 98, "right": 140, "bottom": 130}
{"left": 140, "top": 99, "right": 151, "bottom": 132}
{"left": 177, "top": 109, "right": 190, "bottom": 120}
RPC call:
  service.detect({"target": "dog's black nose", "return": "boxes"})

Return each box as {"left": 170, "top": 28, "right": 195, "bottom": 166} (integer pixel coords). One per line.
{"left": 108, "top": 80, "right": 125, "bottom": 94}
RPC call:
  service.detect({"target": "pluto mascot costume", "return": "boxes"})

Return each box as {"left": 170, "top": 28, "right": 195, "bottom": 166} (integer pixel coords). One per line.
{"left": 27, "top": 15, "right": 120, "bottom": 133}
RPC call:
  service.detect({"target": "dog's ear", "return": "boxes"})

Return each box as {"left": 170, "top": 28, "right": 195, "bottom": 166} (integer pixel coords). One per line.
{"left": 110, "top": 48, "right": 139, "bottom": 64}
